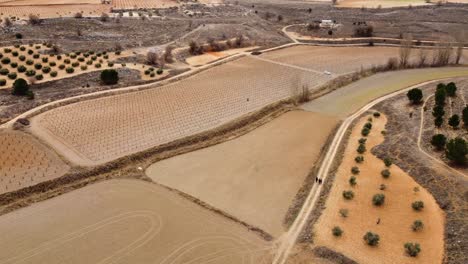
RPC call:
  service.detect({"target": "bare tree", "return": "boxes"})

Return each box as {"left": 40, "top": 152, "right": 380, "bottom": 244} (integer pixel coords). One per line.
{"left": 417, "top": 48, "right": 428, "bottom": 67}
{"left": 164, "top": 45, "right": 175, "bottom": 63}
{"left": 3, "top": 17, "right": 12, "bottom": 27}
{"left": 146, "top": 51, "right": 160, "bottom": 65}
{"left": 454, "top": 31, "right": 465, "bottom": 64}
{"left": 189, "top": 40, "right": 203, "bottom": 55}
{"left": 28, "top": 14, "right": 41, "bottom": 25}
{"left": 100, "top": 12, "right": 109, "bottom": 22}
{"left": 399, "top": 34, "right": 413, "bottom": 68}
{"left": 433, "top": 42, "right": 452, "bottom": 66}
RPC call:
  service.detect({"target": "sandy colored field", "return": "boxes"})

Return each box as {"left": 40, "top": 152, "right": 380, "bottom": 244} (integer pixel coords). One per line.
{"left": 313, "top": 114, "right": 444, "bottom": 264}
{"left": 146, "top": 111, "right": 338, "bottom": 236}
{"left": 0, "top": 0, "right": 101, "bottom": 5}
{"left": 0, "top": 129, "right": 69, "bottom": 194}
{"left": 112, "top": 0, "right": 178, "bottom": 9}
{"left": 186, "top": 47, "right": 257, "bottom": 67}
{"left": 0, "top": 43, "right": 164, "bottom": 89}
{"left": 261, "top": 46, "right": 408, "bottom": 75}
{"left": 0, "top": 4, "right": 108, "bottom": 18}
{"left": 30, "top": 55, "right": 329, "bottom": 166}
{"left": 302, "top": 67, "right": 468, "bottom": 118}
{"left": 0, "top": 179, "right": 271, "bottom": 264}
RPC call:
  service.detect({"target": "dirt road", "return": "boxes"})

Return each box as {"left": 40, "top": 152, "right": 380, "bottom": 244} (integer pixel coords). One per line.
{"left": 272, "top": 76, "right": 468, "bottom": 264}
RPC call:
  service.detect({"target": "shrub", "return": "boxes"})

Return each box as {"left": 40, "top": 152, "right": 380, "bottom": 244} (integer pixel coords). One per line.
{"left": 339, "top": 209, "right": 349, "bottom": 218}
{"left": 59, "top": 64, "right": 66, "bottom": 70}
{"left": 445, "top": 137, "right": 467, "bottom": 164}
{"left": 81, "top": 65, "right": 87, "bottom": 71}
{"left": 18, "top": 65, "right": 26, "bottom": 72}
{"left": 26, "top": 59, "right": 33, "bottom": 65}
{"left": 412, "top": 220, "right": 424, "bottom": 232}
{"left": 342, "top": 190, "right": 354, "bottom": 200}
{"left": 64, "top": 59, "right": 71, "bottom": 64}
{"left": 78, "top": 57, "right": 85, "bottom": 62}
{"left": 150, "top": 73, "right": 155, "bottom": 77}
{"left": 363, "top": 232, "right": 380, "bottom": 246}
{"left": 41, "top": 57, "right": 48, "bottom": 63}
{"left": 7, "top": 72, "right": 17, "bottom": 79}
{"left": 1, "top": 57, "right": 11, "bottom": 64}
{"left": 11, "top": 78, "right": 29, "bottom": 95}
{"left": 19, "top": 55, "right": 25, "bottom": 61}
{"left": 49, "top": 61, "right": 56, "bottom": 67}
{"left": 351, "top": 166, "right": 360, "bottom": 175}
{"left": 15, "top": 33, "right": 23, "bottom": 39}
{"left": 383, "top": 158, "right": 392, "bottom": 167}
{"left": 358, "top": 138, "right": 367, "bottom": 144}
{"left": 157, "top": 68, "right": 163, "bottom": 75}
{"left": 364, "top": 122, "right": 372, "bottom": 130}
{"left": 86, "top": 60, "right": 93, "bottom": 65}
{"left": 27, "top": 49, "right": 33, "bottom": 55}
{"left": 355, "top": 155, "right": 364, "bottom": 163}
{"left": 34, "top": 63, "right": 42, "bottom": 70}
{"left": 434, "top": 116, "right": 443, "bottom": 128}
{"left": 404, "top": 242, "right": 421, "bottom": 257}
{"left": 35, "top": 74, "right": 43, "bottom": 80}
{"left": 412, "top": 201, "right": 424, "bottom": 211}
{"left": 381, "top": 169, "right": 391, "bottom": 178}
{"left": 108, "top": 62, "right": 114, "bottom": 67}
{"left": 72, "top": 62, "right": 79, "bottom": 67}
{"left": 26, "top": 90, "right": 34, "bottom": 100}
{"left": 349, "top": 176, "right": 357, "bottom": 186}
{"left": 144, "top": 69, "right": 151, "bottom": 75}
{"left": 407, "top": 88, "right": 423, "bottom": 104}
{"left": 0, "top": 68, "right": 9, "bottom": 75}
{"left": 445, "top": 82, "right": 457, "bottom": 97}
{"left": 0, "top": 79, "right": 6, "bottom": 86}
{"left": 448, "top": 114, "right": 460, "bottom": 129}
{"left": 12, "top": 51, "right": 18, "bottom": 56}
{"left": 463, "top": 106, "right": 468, "bottom": 127}
{"left": 95, "top": 63, "right": 102, "bottom": 68}
{"left": 332, "top": 226, "right": 343, "bottom": 237}
{"left": 66, "top": 67, "right": 74, "bottom": 73}
{"left": 57, "top": 55, "right": 62, "bottom": 60}
{"left": 435, "top": 85, "right": 446, "bottom": 106}
{"left": 357, "top": 143, "right": 366, "bottom": 154}
{"left": 431, "top": 134, "right": 447, "bottom": 150}
{"left": 3, "top": 48, "right": 11, "bottom": 53}
{"left": 19, "top": 46, "right": 26, "bottom": 51}
{"left": 100, "top": 69, "right": 118, "bottom": 85}
{"left": 379, "top": 184, "right": 386, "bottom": 190}
{"left": 432, "top": 105, "right": 445, "bottom": 118}
{"left": 25, "top": 69, "right": 35, "bottom": 76}
{"left": 10, "top": 62, "right": 17, "bottom": 68}
{"left": 372, "top": 194, "right": 385, "bottom": 206}
{"left": 361, "top": 127, "right": 370, "bottom": 136}
{"left": 42, "top": 66, "right": 51, "bottom": 73}
{"left": 50, "top": 71, "right": 58, "bottom": 77}
{"left": 33, "top": 54, "right": 39, "bottom": 59}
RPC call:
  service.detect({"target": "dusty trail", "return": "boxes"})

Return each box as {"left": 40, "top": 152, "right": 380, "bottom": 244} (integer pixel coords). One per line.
{"left": 272, "top": 77, "right": 468, "bottom": 264}
{"left": 418, "top": 95, "right": 467, "bottom": 178}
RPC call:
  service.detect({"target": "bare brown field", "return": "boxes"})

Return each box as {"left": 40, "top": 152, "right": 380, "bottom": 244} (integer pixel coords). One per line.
{"left": 0, "top": 129, "right": 69, "bottom": 195}
{"left": 112, "top": 0, "right": 178, "bottom": 9}
{"left": 146, "top": 111, "right": 338, "bottom": 236}
{"left": 30, "top": 55, "right": 329, "bottom": 166}
{"left": 0, "top": 179, "right": 271, "bottom": 264}
{"left": 313, "top": 114, "right": 444, "bottom": 264}
{"left": 0, "top": 0, "right": 101, "bottom": 5}
{"left": 261, "top": 46, "right": 413, "bottom": 76}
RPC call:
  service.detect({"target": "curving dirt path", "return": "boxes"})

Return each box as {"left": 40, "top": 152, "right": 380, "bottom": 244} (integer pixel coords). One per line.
{"left": 272, "top": 77, "right": 468, "bottom": 264}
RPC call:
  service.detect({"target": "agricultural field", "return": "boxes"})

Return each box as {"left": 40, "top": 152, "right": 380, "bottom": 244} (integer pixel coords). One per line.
{"left": 313, "top": 114, "right": 444, "bottom": 264}
{"left": 0, "top": 130, "right": 69, "bottom": 194}
{"left": 112, "top": 0, "right": 178, "bottom": 10}
{"left": 146, "top": 111, "right": 338, "bottom": 236}
{"left": 29, "top": 55, "right": 330, "bottom": 166}
{"left": 0, "top": 3, "right": 109, "bottom": 19}
{"left": 261, "top": 46, "right": 423, "bottom": 76}
{"left": 0, "top": 179, "right": 271, "bottom": 264}
{"left": 0, "top": 43, "right": 166, "bottom": 89}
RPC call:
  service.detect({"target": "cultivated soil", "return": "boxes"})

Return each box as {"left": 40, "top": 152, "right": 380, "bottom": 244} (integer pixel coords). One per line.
{"left": 0, "top": 129, "right": 69, "bottom": 194}
{"left": 29, "top": 55, "right": 329, "bottom": 166}
{"left": 0, "top": 179, "right": 272, "bottom": 264}
{"left": 146, "top": 110, "right": 338, "bottom": 237}
{"left": 313, "top": 114, "right": 445, "bottom": 264}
